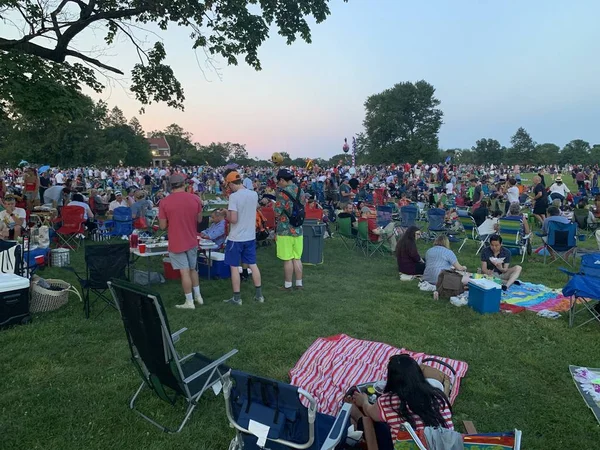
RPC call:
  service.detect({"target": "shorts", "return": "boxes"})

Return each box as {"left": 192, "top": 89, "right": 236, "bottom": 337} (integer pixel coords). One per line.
{"left": 24, "top": 191, "right": 38, "bottom": 200}
{"left": 533, "top": 202, "right": 547, "bottom": 215}
{"left": 169, "top": 247, "right": 198, "bottom": 270}
{"left": 276, "top": 235, "right": 303, "bottom": 261}
{"left": 224, "top": 240, "right": 256, "bottom": 267}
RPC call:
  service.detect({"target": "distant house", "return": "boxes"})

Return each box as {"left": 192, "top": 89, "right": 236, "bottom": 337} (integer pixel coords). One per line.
{"left": 147, "top": 135, "right": 170, "bottom": 167}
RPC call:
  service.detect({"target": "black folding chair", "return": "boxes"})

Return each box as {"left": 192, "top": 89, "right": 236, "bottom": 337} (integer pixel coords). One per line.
{"left": 68, "top": 242, "right": 130, "bottom": 318}
{"left": 108, "top": 278, "right": 238, "bottom": 433}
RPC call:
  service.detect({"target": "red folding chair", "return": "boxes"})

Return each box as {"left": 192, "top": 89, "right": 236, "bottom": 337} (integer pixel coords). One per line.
{"left": 260, "top": 206, "right": 276, "bottom": 230}
{"left": 56, "top": 206, "right": 86, "bottom": 250}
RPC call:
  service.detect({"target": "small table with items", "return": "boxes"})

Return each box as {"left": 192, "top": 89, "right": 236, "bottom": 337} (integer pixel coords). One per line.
{"left": 30, "top": 208, "right": 58, "bottom": 227}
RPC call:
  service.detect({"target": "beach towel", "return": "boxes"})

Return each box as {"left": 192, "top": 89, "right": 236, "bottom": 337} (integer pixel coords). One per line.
{"left": 289, "top": 334, "right": 468, "bottom": 416}
{"left": 501, "top": 282, "right": 572, "bottom": 312}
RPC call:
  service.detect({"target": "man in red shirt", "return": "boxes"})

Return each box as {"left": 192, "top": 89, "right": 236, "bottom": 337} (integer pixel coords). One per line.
{"left": 159, "top": 174, "right": 204, "bottom": 309}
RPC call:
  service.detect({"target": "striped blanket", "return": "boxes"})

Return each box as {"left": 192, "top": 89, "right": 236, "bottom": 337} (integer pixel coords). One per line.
{"left": 289, "top": 334, "right": 469, "bottom": 416}
{"left": 502, "top": 282, "right": 571, "bottom": 312}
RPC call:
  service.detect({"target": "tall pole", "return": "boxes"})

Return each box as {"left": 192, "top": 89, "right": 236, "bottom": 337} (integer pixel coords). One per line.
{"left": 352, "top": 136, "right": 357, "bottom": 168}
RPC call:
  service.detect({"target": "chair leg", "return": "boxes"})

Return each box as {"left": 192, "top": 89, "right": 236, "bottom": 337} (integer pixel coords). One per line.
{"left": 458, "top": 238, "right": 467, "bottom": 253}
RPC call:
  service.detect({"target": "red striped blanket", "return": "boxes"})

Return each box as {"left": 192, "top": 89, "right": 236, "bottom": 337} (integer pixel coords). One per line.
{"left": 289, "top": 334, "right": 469, "bottom": 416}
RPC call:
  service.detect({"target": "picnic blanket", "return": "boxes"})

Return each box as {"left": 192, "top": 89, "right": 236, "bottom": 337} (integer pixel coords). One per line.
{"left": 569, "top": 365, "right": 600, "bottom": 425}
{"left": 289, "top": 334, "right": 469, "bottom": 416}
{"left": 501, "top": 282, "right": 571, "bottom": 312}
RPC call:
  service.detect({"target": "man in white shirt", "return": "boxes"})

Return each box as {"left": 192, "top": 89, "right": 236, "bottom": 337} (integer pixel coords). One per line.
{"left": 0, "top": 195, "right": 26, "bottom": 239}
{"left": 548, "top": 176, "right": 570, "bottom": 203}
{"left": 68, "top": 193, "right": 94, "bottom": 221}
{"left": 445, "top": 181, "right": 454, "bottom": 195}
{"left": 55, "top": 171, "right": 65, "bottom": 185}
{"left": 108, "top": 191, "right": 128, "bottom": 212}
{"left": 506, "top": 178, "right": 520, "bottom": 212}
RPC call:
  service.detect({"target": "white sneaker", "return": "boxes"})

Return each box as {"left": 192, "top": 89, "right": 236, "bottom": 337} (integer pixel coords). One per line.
{"left": 194, "top": 295, "right": 204, "bottom": 306}
{"left": 175, "top": 302, "right": 195, "bottom": 309}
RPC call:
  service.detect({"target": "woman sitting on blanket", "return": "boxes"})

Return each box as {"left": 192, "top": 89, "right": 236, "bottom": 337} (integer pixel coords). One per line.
{"left": 351, "top": 354, "right": 454, "bottom": 449}
{"left": 395, "top": 226, "right": 425, "bottom": 276}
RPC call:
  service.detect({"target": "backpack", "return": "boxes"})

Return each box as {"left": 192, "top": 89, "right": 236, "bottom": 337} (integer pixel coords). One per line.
{"left": 278, "top": 186, "right": 305, "bottom": 228}
{"left": 436, "top": 270, "right": 465, "bottom": 299}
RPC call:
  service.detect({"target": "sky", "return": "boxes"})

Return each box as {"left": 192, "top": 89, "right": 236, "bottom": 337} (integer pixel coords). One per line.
{"left": 72, "top": 0, "right": 600, "bottom": 159}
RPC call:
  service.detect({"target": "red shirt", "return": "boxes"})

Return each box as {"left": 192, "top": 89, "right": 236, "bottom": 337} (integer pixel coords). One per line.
{"left": 377, "top": 392, "right": 453, "bottom": 437}
{"left": 158, "top": 192, "right": 202, "bottom": 253}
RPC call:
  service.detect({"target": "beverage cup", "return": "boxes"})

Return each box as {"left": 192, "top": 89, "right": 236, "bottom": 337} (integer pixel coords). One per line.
{"left": 34, "top": 255, "right": 45, "bottom": 266}
{"left": 138, "top": 243, "right": 146, "bottom": 254}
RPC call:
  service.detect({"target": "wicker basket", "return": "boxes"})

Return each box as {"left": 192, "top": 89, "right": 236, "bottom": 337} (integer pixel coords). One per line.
{"left": 30, "top": 278, "right": 81, "bottom": 313}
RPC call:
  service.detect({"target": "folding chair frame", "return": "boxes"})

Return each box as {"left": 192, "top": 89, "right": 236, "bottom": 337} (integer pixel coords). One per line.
{"left": 109, "top": 280, "right": 238, "bottom": 433}
{"left": 222, "top": 370, "right": 351, "bottom": 450}
{"left": 543, "top": 222, "right": 577, "bottom": 267}
{"left": 498, "top": 219, "right": 531, "bottom": 264}
{"left": 336, "top": 217, "right": 358, "bottom": 251}
{"left": 458, "top": 215, "right": 487, "bottom": 254}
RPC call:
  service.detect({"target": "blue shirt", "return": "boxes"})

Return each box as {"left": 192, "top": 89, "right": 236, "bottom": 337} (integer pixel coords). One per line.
{"left": 202, "top": 219, "right": 226, "bottom": 248}
{"left": 542, "top": 215, "right": 570, "bottom": 235}
{"left": 423, "top": 246, "right": 458, "bottom": 284}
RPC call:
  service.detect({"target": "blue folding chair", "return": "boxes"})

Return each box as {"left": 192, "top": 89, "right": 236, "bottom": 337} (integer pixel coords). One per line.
{"left": 400, "top": 205, "right": 418, "bottom": 229}
{"left": 544, "top": 221, "right": 577, "bottom": 266}
{"left": 105, "top": 206, "right": 134, "bottom": 237}
{"left": 223, "top": 370, "right": 351, "bottom": 450}
{"left": 424, "top": 208, "right": 448, "bottom": 241}
{"left": 376, "top": 205, "right": 393, "bottom": 228}
{"left": 561, "top": 253, "right": 600, "bottom": 328}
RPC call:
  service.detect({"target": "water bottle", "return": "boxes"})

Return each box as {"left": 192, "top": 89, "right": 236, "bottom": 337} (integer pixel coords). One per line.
{"left": 23, "top": 236, "right": 29, "bottom": 250}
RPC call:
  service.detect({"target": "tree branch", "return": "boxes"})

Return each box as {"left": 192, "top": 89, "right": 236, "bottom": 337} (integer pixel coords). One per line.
{"left": 64, "top": 49, "right": 123, "bottom": 74}
{"left": 110, "top": 20, "right": 148, "bottom": 64}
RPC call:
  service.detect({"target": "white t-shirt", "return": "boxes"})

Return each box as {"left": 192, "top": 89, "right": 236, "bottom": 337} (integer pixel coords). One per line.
{"left": 55, "top": 173, "right": 64, "bottom": 184}
{"left": 549, "top": 183, "right": 569, "bottom": 196}
{"left": 228, "top": 188, "right": 258, "bottom": 242}
{"left": 445, "top": 182, "right": 454, "bottom": 195}
{"left": 506, "top": 186, "right": 520, "bottom": 204}
{"left": 109, "top": 199, "right": 129, "bottom": 211}
{"left": 0, "top": 208, "right": 27, "bottom": 230}
{"left": 68, "top": 201, "right": 93, "bottom": 220}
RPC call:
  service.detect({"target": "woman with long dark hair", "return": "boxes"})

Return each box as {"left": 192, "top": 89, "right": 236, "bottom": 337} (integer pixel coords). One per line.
{"left": 351, "top": 354, "right": 453, "bottom": 448}
{"left": 395, "top": 226, "right": 424, "bottom": 275}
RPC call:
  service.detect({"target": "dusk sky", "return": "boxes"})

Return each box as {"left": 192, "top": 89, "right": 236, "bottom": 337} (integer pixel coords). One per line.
{"left": 81, "top": 0, "right": 600, "bottom": 159}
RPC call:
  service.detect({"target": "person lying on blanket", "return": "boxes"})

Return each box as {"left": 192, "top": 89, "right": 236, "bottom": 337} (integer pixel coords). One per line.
{"left": 480, "top": 234, "right": 522, "bottom": 291}
{"left": 350, "top": 354, "right": 453, "bottom": 450}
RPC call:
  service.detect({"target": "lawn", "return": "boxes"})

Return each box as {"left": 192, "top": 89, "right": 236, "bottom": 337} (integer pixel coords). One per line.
{"left": 1, "top": 174, "right": 599, "bottom": 450}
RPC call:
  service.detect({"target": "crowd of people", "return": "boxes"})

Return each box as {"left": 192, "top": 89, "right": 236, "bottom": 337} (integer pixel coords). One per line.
{"left": 2, "top": 160, "right": 599, "bottom": 446}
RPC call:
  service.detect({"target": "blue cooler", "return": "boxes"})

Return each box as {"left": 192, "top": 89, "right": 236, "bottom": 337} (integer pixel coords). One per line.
{"left": 468, "top": 279, "right": 502, "bottom": 314}
{"left": 198, "top": 252, "right": 231, "bottom": 279}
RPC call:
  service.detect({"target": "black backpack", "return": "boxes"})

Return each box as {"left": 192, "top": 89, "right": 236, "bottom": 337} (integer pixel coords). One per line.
{"left": 278, "top": 187, "right": 305, "bottom": 227}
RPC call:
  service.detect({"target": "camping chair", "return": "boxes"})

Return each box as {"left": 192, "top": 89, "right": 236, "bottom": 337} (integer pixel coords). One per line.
{"left": 108, "top": 278, "right": 238, "bottom": 433}
{"left": 357, "top": 220, "right": 385, "bottom": 256}
{"left": 376, "top": 205, "right": 393, "bottom": 228}
{"left": 222, "top": 369, "right": 351, "bottom": 450}
{"left": 337, "top": 217, "right": 357, "bottom": 250}
{"left": 543, "top": 221, "right": 578, "bottom": 266}
{"left": 0, "top": 241, "right": 24, "bottom": 276}
{"left": 399, "top": 205, "right": 418, "bottom": 230}
{"left": 105, "top": 206, "right": 134, "bottom": 237}
{"left": 458, "top": 215, "right": 486, "bottom": 254}
{"left": 573, "top": 208, "right": 598, "bottom": 238}
{"left": 89, "top": 196, "right": 109, "bottom": 217}
{"left": 497, "top": 218, "right": 531, "bottom": 263}
{"left": 395, "top": 424, "right": 522, "bottom": 449}
{"left": 260, "top": 206, "right": 276, "bottom": 231}
{"left": 561, "top": 252, "right": 600, "bottom": 328}
{"left": 423, "top": 208, "right": 447, "bottom": 241}
{"left": 67, "top": 242, "right": 131, "bottom": 318}
{"left": 55, "top": 205, "right": 86, "bottom": 250}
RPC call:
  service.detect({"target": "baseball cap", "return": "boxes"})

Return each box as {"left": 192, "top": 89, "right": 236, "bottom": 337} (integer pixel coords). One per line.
{"left": 225, "top": 171, "right": 241, "bottom": 183}
{"left": 170, "top": 174, "right": 185, "bottom": 185}
{"left": 276, "top": 168, "right": 294, "bottom": 181}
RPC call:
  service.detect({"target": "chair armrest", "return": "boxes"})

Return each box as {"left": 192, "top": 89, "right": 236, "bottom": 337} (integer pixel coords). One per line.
{"left": 171, "top": 327, "right": 188, "bottom": 344}
{"left": 183, "top": 349, "right": 238, "bottom": 384}
{"left": 320, "top": 403, "right": 352, "bottom": 450}
{"left": 522, "top": 233, "right": 532, "bottom": 240}
{"left": 558, "top": 267, "right": 578, "bottom": 277}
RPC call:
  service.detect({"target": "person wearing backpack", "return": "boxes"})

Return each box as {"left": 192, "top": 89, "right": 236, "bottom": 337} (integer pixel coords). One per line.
{"left": 275, "top": 168, "right": 305, "bottom": 292}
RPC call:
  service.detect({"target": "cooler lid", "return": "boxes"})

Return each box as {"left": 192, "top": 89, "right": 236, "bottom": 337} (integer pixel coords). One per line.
{"left": 468, "top": 278, "right": 501, "bottom": 290}
{"left": 0, "top": 273, "right": 30, "bottom": 292}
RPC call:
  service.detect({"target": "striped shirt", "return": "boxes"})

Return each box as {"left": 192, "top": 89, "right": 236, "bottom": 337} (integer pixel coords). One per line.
{"left": 376, "top": 392, "right": 454, "bottom": 437}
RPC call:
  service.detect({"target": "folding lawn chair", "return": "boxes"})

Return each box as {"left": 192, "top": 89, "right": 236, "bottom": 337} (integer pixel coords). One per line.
{"left": 543, "top": 221, "right": 578, "bottom": 266}
{"left": 376, "top": 205, "right": 393, "bottom": 228}
{"left": 561, "top": 253, "right": 600, "bottom": 328}
{"left": 357, "top": 220, "right": 385, "bottom": 257}
{"left": 105, "top": 206, "right": 134, "bottom": 237}
{"left": 497, "top": 218, "right": 531, "bottom": 263}
{"left": 55, "top": 205, "right": 86, "bottom": 250}
{"left": 457, "top": 215, "right": 486, "bottom": 254}
{"left": 222, "top": 369, "right": 351, "bottom": 450}
{"left": 337, "top": 217, "right": 357, "bottom": 250}
{"left": 0, "top": 241, "right": 24, "bottom": 275}
{"left": 108, "top": 278, "right": 238, "bottom": 433}
{"left": 260, "top": 206, "right": 276, "bottom": 231}
{"left": 400, "top": 205, "right": 418, "bottom": 229}
{"left": 573, "top": 208, "right": 598, "bottom": 239}
{"left": 423, "top": 208, "right": 447, "bottom": 241}
{"left": 67, "top": 242, "right": 131, "bottom": 318}
{"left": 394, "top": 424, "right": 522, "bottom": 449}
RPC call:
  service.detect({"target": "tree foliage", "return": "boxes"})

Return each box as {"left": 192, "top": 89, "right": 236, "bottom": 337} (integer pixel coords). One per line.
{"left": 362, "top": 81, "right": 443, "bottom": 164}
{"left": 0, "top": 0, "right": 343, "bottom": 109}
{"left": 471, "top": 138, "right": 505, "bottom": 165}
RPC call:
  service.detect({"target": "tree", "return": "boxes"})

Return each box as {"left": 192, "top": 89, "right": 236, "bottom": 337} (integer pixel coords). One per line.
{"left": 0, "top": 0, "right": 343, "bottom": 109}
{"left": 362, "top": 80, "right": 443, "bottom": 164}
{"left": 129, "top": 117, "right": 145, "bottom": 137}
{"left": 534, "top": 143, "right": 560, "bottom": 165}
{"left": 106, "top": 106, "right": 127, "bottom": 127}
{"left": 560, "top": 139, "right": 591, "bottom": 165}
{"left": 471, "top": 138, "right": 505, "bottom": 165}
{"left": 508, "top": 127, "right": 536, "bottom": 165}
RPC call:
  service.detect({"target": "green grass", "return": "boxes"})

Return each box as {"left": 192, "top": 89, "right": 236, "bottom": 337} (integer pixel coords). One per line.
{"left": 1, "top": 174, "right": 599, "bottom": 450}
